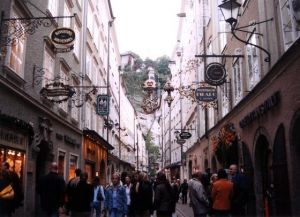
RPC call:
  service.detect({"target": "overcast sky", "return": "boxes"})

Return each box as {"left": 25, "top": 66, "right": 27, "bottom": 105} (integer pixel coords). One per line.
{"left": 110, "top": 0, "right": 181, "bottom": 60}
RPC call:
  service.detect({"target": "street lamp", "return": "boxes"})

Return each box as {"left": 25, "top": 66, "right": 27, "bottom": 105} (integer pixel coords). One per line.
{"left": 218, "top": 0, "right": 273, "bottom": 62}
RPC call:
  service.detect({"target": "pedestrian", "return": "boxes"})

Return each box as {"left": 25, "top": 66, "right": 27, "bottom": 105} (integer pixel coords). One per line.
{"left": 66, "top": 168, "right": 81, "bottom": 215}
{"left": 124, "top": 175, "right": 134, "bottom": 217}
{"left": 0, "top": 163, "right": 15, "bottom": 217}
{"left": 229, "top": 164, "right": 248, "bottom": 216}
{"left": 91, "top": 176, "right": 105, "bottom": 217}
{"left": 1, "top": 162, "right": 23, "bottom": 215}
{"left": 211, "top": 169, "right": 233, "bottom": 217}
{"left": 153, "top": 172, "right": 175, "bottom": 217}
{"left": 134, "top": 173, "right": 153, "bottom": 217}
{"left": 70, "top": 172, "right": 93, "bottom": 217}
{"left": 171, "top": 178, "right": 179, "bottom": 203}
{"left": 105, "top": 172, "right": 127, "bottom": 217}
{"left": 188, "top": 172, "right": 209, "bottom": 217}
{"left": 38, "top": 162, "right": 66, "bottom": 217}
{"left": 179, "top": 178, "right": 189, "bottom": 204}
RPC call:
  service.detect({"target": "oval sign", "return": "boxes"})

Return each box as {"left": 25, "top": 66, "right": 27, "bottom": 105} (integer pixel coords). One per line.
{"left": 180, "top": 132, "right": 192, "bottom": 139}
{"left": 195, "top": 86, "right": 217, "bottom": 102}
{"left": 205, "top": 62, "right": 226, "bottom": 86}
{"left": 51, "top": 28, "right": 75, "bottom": 45}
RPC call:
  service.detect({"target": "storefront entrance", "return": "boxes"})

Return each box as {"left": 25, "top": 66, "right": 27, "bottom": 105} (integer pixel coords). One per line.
{"left": 254, "top": 135, "right": 270, "bottom": 216}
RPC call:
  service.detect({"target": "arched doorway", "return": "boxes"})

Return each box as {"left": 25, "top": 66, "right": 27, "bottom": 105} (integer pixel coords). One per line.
{"left": 241, "top": 142, "right": 256, "bottom": 216}
{"left": 272, "top": 124, "right": 291, "bottom": 216}
{"left": 211, "top": 156, "right": 217, "bottom": 173}
{"left": 254, "top": 135, "right": 271, "bottom": 216}
{"left": 290, "top": 112, "right": 300, "bottom": 216}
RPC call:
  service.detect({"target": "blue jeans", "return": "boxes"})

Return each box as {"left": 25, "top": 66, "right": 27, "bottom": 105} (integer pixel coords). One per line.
{"left": 109, "top": 208, "right": 123, "bottom": 217}
{"left": 91, "top": 201, "right": 101, "bottom": 217}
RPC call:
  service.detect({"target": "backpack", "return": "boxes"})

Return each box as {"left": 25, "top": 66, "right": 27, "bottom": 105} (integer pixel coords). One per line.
{"left": 97, "top": 186, "right": 104, "bottom": 201}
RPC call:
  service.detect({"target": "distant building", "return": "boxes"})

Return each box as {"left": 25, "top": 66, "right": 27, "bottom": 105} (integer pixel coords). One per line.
{"left": 121, "top": 51, "right": 138, "bottom": 71}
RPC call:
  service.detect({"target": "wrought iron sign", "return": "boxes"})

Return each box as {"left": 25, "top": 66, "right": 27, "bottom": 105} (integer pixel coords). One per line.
{"left": 205, "top": 62, "right": 226, "bottom": 86}
{"left": 96, "top": 95, "right": 110, "bottom": 116}
{"left": 50, "top": 27, "right": 75, "bottom": 53}
{"left": 179, "top": 131, "right": 192, "bottom": 139}
{"left": 31, "top": 65, "right": 106, "bottom": 107}
{"left": 0, "top": 11, "right": 76, "bottom": 51}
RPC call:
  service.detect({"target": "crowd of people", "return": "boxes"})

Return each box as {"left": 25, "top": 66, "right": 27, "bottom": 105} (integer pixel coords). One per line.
{"left": 0, "top": 161, "right": 248, "bottom": 217}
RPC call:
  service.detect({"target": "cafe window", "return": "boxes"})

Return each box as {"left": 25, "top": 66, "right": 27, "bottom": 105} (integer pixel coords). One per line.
{"left": 233, "top": 53, "right": 243, "bottom": 105}
{"left": 246, "top": 32, "right": 260, "bottom": 90}
{"left": 69, "top": 154, "right": 78, "bottom": 180}
{"left": 58, "top": 150, "right": 66, "bottom": 179}
{"left": 0, "top": 146, "right": 25, "bottom": 181}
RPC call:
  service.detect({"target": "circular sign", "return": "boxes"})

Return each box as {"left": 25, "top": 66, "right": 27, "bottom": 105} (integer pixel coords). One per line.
{"left": 195, "top": 86, "right": 217, "bottom": 102}
{"left": 51, "top": 28, "right": 75, "bottom": 45}
{"left": 205, "top": 62, "right": 226, "bottom": 86}
{"left": 180, "top": 132, "right": 192, "bottom": 139}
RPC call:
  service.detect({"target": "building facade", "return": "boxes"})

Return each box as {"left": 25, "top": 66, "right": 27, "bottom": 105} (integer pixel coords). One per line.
{"left": 167, "top": 0, "right": 300, "bottom": 216}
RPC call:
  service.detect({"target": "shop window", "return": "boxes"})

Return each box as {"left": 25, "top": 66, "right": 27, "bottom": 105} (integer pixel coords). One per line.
{"left": 233, "top": 53, "right": 243, "bottom": 105}
{"left": 279, "top": 0, "right": 300, "bottom": 50}
{"left": 58, "top": 65, "right": 69, "bottom": 112}
{"left": 69, "top": 154, "right": 78, "bottom": 180}
{"left": 0, "top": 146, "right": 25, "bottom": 181}
{"left": 246, "top": 32, "right": 260, "bottom": 90}
{"left": 221, "top": 83, "right": 230, "bottom": 117}
{"left": 4, "top": 9, "right": 26, "bottom": 78}
{"left": 58, "top": 150, "right": 66, "bottom": 179}
{"left": 48, "top": 0, "right": 58, "bottom": 17}
{"left": 86, "top": 49, "right": 92, "bottom": 80}
{"left": 74, "top": 23, "right": 81, "bottom": 59}
{"left": 63, "top": 1, "right": 71, "bottom": 28}
{"left": 87, "top": 2, "right": 93, "bottom": 36}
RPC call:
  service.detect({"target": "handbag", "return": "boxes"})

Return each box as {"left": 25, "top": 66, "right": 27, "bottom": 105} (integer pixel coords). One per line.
{"left": 97, "top": 186, "right": 104, "bottom": 201}
{"left": 0, "top": 184, "right": 14, "bottom": 200}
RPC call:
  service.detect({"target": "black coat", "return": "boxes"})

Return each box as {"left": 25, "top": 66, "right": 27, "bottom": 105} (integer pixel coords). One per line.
{"left": 154, "top": 182, "right": 175, "bottom": 214}
{"left": 38, "top": 172, "right": 66, "bottom": 213}
{"left": 70, "top": 181, "right": 93, "bottom": 212}
{"left": 132, "top": 181, "right": 153, "bottom": 214}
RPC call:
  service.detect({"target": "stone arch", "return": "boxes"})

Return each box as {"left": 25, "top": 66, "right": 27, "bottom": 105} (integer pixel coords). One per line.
{"left": 289, "top": 110, "right": 300, "bottom": 216}
{"left": 272, "top": 124, "right": 291, "bottom": 216}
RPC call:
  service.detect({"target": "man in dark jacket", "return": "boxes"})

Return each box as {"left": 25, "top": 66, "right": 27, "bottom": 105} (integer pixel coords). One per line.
{"left": 38, "top": 162, "right": 66, "bottom": 217}
{"left": 179, "top": 179, "right": 189, "bottom": 204}
{"left": 70, "top": 172, "right": 93, "bottom": 217}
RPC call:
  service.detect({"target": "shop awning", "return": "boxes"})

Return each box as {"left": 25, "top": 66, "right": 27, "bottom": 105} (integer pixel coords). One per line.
{"left": 83, "top": 129, "right": 114, "bottom": 150}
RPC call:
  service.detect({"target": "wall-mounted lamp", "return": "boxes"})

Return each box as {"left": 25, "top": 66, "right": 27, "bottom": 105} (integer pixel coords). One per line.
{"left": 218, "top": 0, "right": 273, "bottom": 62}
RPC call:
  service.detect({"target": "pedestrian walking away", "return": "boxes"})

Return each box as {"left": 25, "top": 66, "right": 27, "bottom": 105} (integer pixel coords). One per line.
{"left": 91, "top": 176, "right": 105, "bottom": 217}
{"left": 188, "top": 172, "right": 209, "bottom": 217}
{"left": 179, "top": 179, "right": 188, "bottom": 204}
{"left": 37, "top": 162, "right": 66, "bottom": 217}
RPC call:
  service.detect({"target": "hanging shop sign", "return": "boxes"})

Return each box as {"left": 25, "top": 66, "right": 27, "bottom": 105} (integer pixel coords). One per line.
{"left": 179, "top": 132, "right": 192, "bottom": 139}
{"left": 205, "top": 62, "right": 226, "bottom": 86}
{"left": 50, "top": 27, "right": 75, "bottom": 53}
{"left": 177, "top": 139, "right": 186, "bottom": 145}
{"left": 195, "top": 86, "right": 217, "bottom": 102}
{"left": 51, "top": 28, "right": 76, "bottom": 45}
{"left": 40, "top": 82, "right": 76, "bottom": 103}
{"left": 96, "top": 95, "right": 110, "bottom": 116}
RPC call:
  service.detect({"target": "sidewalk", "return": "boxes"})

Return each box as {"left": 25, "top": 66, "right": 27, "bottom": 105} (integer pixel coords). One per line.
{"left": 176, "top": 202, "right": 194, "bottom": 217}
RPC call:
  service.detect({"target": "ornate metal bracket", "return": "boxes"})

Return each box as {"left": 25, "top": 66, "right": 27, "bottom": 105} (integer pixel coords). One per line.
{"left": 0, "top": 11, "right": 76, "bottom": 47}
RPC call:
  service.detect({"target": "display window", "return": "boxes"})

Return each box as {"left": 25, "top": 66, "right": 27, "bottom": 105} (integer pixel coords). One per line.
{"left": 69, "top": 154, "right": 78, "bottom": 180}
{"left": 85, "top": 162, "right": 95, "bottom": 184}
{"left": 58, "top": 151, "right": 66, "bottom": 179}
{"left": 0, "top": 146, "right": 25, "bottom": 184}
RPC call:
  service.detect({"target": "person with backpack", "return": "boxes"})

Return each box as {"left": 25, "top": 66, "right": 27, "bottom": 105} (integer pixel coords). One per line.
{"left": 91, "top": 176, "right": 105, "bottom": 217}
